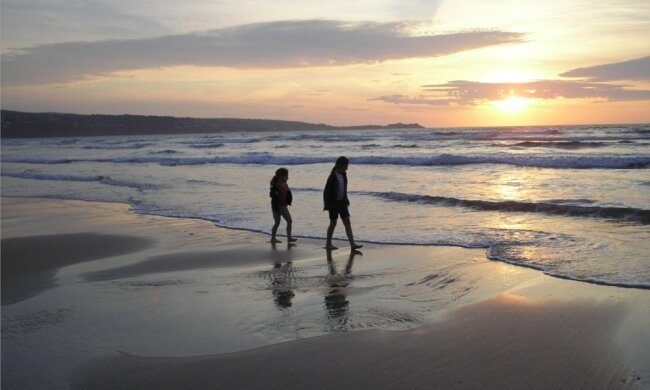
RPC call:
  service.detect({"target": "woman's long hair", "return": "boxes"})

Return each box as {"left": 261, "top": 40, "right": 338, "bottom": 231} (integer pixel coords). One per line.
{"left": 331, "top": 156, "right": 349, "bottom": 173}
{"left": 270, "top": 168, "right": 289, "bottom": 188}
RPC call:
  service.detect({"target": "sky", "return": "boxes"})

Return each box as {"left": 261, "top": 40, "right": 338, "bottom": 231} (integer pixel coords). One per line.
{"left": 1, "top": 0, "right": 649, "bottom": 127}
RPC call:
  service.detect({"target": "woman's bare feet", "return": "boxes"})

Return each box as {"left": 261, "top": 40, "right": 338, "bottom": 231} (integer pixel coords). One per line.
{"left": 325, "top": 244, "right": 338, "bottom": 250}
{"left": 351, "top": 243, "right": 363, "bottom": 250}
{"left": 288, "top": 237, "right": 298, "bottom": 242}
{"left": 271, "top": 238, "right": 282, "bottom": 243}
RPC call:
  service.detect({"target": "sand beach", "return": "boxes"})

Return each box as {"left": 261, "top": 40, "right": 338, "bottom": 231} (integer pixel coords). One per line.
{"left": 3, "top": 0, "right": 650, "bottom": 387}
{"left": 2, "top": 197, "right": 649, "bottom": 389}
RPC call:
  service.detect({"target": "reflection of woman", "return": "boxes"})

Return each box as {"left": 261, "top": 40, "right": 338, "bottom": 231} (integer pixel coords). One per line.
{"left": 324, "top": 250, "right": 360, "bottom": 324}
{"left": 270, "top": 168, "right": 297, "bottom": 244}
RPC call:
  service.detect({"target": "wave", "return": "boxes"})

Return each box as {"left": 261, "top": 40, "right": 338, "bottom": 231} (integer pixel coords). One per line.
{"left": 395, "top": 129, "right": 650, "bottom": 142}
{"left": 1, "top": 157, "right": 78, "bottom": 164}
{"left": 545, "top": 198, "right": 595, "bottom": 205}
{"left": 178, "top": 138, "right": 258, "bottom": 145}
{"left": 363, "top": 191, "right": 650, "bottom": 224}
{"left": 99, "top": 177, "right": 162, "bottom": 190}
{"left": 1, "top": 171, "right": 160, "bottom": 191}
{"left": 260, "top": 133, "right": 377, "bottom": 143}
{"left": 3, "top": 190, "right": 647, "bottom": 289}
{"left": 82, "top": 142, "right": 153, "bottom": 150}
{"left": 616, "top": 126, "right": 650, "bottom": 135}
{"left": 486, "top": 247, "right": 650, "bottom": 289}
{"left": 510, "top": 141, "right": 608, "bottom": 149}
{"left": 185, "top": 143, "right": 225, "bottom": 149}
{"left": 387, "top": 124, "right": 650, "bottom": 143}
{"left": 391, "top": 144, "right": 420, "bottom": 149}
{"left": 1, "top": 154, "right": 331, "bottom": 166}
{"left": 1, "top": 171, "right": 104, "bottom": 182}
{"left": 4, "top": 153, "right": 650, "bottom": 169}
{"left": 150, "top": 149, "right": 179, "bottom": 154}
{"left": 125, "top": 197, "right": 650, "bottom": 290}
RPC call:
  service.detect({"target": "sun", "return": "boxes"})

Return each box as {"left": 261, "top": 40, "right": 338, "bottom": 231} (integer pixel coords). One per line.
{"left": 494, "top": 95, "right": 531, "bottom": 113}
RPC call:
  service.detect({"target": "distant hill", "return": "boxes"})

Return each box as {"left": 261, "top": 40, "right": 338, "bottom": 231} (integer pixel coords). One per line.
{"left": 0, "top": 110, "right": 423, "bottom": 138}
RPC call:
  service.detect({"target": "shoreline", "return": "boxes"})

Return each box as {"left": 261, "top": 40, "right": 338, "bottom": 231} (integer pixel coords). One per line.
{"left": 5, "top": 194, "right": 649, "bottom": 291}
{"left": 2, "top": 197, "right": 649, "bottom": 389}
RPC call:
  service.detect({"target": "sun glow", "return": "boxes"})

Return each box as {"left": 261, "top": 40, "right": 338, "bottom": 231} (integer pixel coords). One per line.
{"left": 482, "top": 69, "right": 536, "bottom": 83}
{"left": 494, "top": 95, "right": 531, "bottom": 113}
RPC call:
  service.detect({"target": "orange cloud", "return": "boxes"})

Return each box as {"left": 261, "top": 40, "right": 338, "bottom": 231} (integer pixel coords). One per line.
{"left": 371, "top": 79, "right": 650, "bottom": 106}
{"left": 2, "top": 20, "right": 524, "bottom": 86}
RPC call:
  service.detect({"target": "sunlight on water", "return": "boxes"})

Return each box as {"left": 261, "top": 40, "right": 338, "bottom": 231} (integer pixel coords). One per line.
{"left": 492, "top": 171, "right": 528, "bottom": 201}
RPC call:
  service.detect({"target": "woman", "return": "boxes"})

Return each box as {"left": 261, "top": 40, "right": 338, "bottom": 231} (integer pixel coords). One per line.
{"left": 323, "top": 156, "right": 362, "bottom": 250}
{"left": 270, "top": 167, "right": 297, "bottom": 243}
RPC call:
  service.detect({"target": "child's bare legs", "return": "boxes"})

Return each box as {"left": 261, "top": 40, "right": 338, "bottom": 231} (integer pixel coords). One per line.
{"left": 271, "top": 210, "right": 282, "bottom": 243}
{"left": 280, "top": 207, "right": 297, "bottom": 242}
{"left": 326, "top": 219, "right": 338, "bottom": 249}
{"left": 342, "top": 218, "right": 363, "bottom": 250}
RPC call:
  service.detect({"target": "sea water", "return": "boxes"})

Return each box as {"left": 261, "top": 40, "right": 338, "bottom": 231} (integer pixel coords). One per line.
{"left": 2, "top": 124, "right": 649, "bottom": 288}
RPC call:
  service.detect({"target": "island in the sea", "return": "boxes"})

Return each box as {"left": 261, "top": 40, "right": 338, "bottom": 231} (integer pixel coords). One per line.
{"left": 0, "top": 110, "right": 424, "bottom": 138}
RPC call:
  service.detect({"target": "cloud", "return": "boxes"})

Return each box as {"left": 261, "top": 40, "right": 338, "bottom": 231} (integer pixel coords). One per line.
{"left": 369, "top": 94, "right": 454, "bottom": 106}
{"left": 370, "top": 79, "right": 650, "bottom": 106}
{"left": 1, "top": 20, "right": 524, "bottom": 86}
{"left": 0, "top": 1, "right": 445, "bottom": 50}
{"left": 0, "top": 0, "right": 171, "bottom": 50}
{"left": 560, "top": 56, "right": 650, "bottom": 81}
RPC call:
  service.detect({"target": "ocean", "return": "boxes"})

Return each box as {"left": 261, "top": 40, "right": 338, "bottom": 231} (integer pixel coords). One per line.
{"left": 2, "top": 124, "right": 649, "bottom": 289}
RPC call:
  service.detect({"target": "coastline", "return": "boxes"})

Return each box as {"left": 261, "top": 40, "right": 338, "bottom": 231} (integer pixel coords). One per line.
{"left": 2, "top": 197, "right": 649, "bottom": 389}
{"left": 0, "top": 109, "right": 423, "bottom": 138}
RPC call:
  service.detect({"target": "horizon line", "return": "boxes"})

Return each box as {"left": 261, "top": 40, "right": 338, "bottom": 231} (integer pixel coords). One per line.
{"left": 2, "top": 108, "right": 649, "bottom": 130}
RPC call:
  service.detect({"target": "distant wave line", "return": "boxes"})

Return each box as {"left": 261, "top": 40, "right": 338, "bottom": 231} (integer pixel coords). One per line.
{"left": 509, "top": 140, "right": 609, "bottom": 149}
{"left": 3, "top": 153, "right": 650, "bottom": 169}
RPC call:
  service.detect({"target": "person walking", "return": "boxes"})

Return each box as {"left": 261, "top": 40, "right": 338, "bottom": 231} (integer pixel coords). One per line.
{"left": 270, "top": 168, "right": 297, "bottom": 244}
{"left": 323, "top": 156, "right": 363, "bottom": 250}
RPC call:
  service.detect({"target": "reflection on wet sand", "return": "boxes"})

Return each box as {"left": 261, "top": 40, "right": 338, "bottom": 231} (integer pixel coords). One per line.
{"left": 269, "top": 243, "right": 296, "bottom": 309}
{"left": 325, "top": 250, "right": 361, "bottom": 330}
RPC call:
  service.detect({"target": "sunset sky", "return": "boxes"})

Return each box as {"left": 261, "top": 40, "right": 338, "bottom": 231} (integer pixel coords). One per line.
{"left": 2, "top": 0, "right": 649, "bottom": 127}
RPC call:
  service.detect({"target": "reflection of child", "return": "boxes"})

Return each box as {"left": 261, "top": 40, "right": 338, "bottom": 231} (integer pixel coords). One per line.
{"left": 271, "top": 262, "right": 295, "bottom": 309}
{"left": 270, "top": 168, "right": 296, "bottom": 243}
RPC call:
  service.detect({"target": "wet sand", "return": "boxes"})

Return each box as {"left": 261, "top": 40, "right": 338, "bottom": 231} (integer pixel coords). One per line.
{"left": 71, "top": 295, "right": 632, "bottom": 390}
{"left": 1, "top": 233, "right": 154, "bottom": 305}
{"left": 2, "top": 197, "right": 649, "bottom": 389}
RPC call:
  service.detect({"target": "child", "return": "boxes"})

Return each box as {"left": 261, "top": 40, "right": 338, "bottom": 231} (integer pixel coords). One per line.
{"left": 270, "top": 167, "right": 297, "bottom": 243}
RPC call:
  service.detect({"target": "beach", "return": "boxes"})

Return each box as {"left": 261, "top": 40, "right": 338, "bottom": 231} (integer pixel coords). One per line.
{"left": 3, "top": 0, "right": 649, "bottom": 387}
{"left": 2, "top": 197, "right": 649, "bottom": 389}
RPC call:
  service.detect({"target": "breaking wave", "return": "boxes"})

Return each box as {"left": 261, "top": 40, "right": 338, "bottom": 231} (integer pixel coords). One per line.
{"left": 510, "top": 141, "right": 608, "bottom": 149}
{"left": 4, "top": 153, "right": 650, "bottom": 169}
{"left": 363, "top": 191, "right": 650, "bottom": 224}
{"left": 1, "top": 170, "right": 161, "bottom": 191}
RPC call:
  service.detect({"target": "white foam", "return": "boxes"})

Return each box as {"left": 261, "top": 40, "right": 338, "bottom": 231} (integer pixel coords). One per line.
{"left": 4, "top": 153, "right": 649, "bottom": 169}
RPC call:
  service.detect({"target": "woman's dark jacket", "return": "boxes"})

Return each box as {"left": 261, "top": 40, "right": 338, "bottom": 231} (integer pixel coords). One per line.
{"left": 270, "top": 185, "right": 292, "bottom": 211}
{"left": 323, "top": 171, "right": 349, "bottom": 210}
